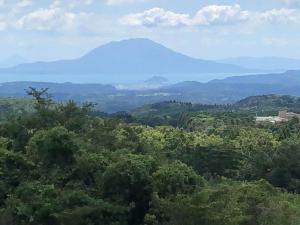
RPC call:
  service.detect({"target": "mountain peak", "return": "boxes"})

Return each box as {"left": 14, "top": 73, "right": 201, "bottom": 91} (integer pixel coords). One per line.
{"left": 1, "top": 38, "right": 249, "bottom": 76}
{"left": 82, "top": 38, "right": 171, "bottom": 60}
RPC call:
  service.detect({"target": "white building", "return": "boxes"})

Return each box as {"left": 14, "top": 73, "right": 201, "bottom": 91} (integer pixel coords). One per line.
{"left": 255, "top": 116, "right": 288, "bottom": 124}
{"left": 255, "top": 111, "right": 300, "bottom": 124}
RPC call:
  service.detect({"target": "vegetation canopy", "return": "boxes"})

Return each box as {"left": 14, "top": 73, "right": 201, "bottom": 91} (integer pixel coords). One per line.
{"left": 0, "top": 89, "right": 300, "bottom": 225}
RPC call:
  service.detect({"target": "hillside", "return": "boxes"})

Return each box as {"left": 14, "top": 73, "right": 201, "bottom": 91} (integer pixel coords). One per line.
{"left": 0, "top": 82, "right": 116, "bottom": 96}
{"left": 0, "top": 39, "right": 251, "bottom": 75}
{"left": 128, "top": 94, "right": 300, "bottom": 128}
{"left": 1, "top": 90, "right": 300, "bottom": 225}
{"left": 1, "top": 68, "right": 300, "bottom": 112}
{"left": 211, "top": 70, "right": 300, "bottom": 86}
{"left": 235, "top": 94, "right": 300, "bottom": 107}
{"left": 217, "top": 56, "right": 300, "bottom": 71}
{"left": 1, "top": 78, "right": 300, "bottom": 112}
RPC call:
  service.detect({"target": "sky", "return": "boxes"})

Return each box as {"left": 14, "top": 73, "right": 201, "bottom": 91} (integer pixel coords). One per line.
{"left": 1, "top": 0, "right": 300, "bottom": 61}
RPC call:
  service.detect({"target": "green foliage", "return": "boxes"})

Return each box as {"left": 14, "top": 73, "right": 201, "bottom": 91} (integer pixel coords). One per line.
{"left": 0, "top": 90, "right": 299, "bottom": 225}
{"left": 101, "top": 154, "right": 155, "bottom": 225}
{"left": 267, "top": 140, "right": 300, "bottom": 193}
{"left": 27, "top": 126, "right": 78, "bottom": 166}
{"left": 150, "top": 180, "right": 300, "bottom": 225}
{"left": 153, "top": 161, "right": 203, "bottom": 198}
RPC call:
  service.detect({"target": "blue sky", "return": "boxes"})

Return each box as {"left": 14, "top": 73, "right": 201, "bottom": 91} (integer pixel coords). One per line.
{"left": 1, "top": 0, "right": 300, "bottom": 61}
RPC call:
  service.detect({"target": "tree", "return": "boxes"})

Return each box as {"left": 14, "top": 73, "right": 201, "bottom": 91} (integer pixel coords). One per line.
{"left": 267, "top": 140, "right": 300, "bottom": 192}
{"left": 27, "top": 126, "right": 78, "bottom": 166}
{"left": 153, "top": 161, "right": 203, "bottom": 198}
{"left": 233, "top": 128, "right": 279, "bottom": 180}
{"left": 182, "top": 146, "right": 242, "bottom": 178}
{"left": 101, "top": 154, "right": 156, "bottom": 225}
{"left": 150, "top": 180, "right": 300, "bottom": 225}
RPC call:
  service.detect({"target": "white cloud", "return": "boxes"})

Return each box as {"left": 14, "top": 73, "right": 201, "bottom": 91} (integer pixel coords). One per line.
{"left": 121, "top": 4, "right": 250, "bottom": 27}
{"left": 260, "top": 8, "right": 300, "bottom": 23}
{"left": 106, "top": 0, "right": 146, "bottom": 6}
{"left": 193, "top": 4, "right": 249, "bottom": 26}
{"left": 122, "top": 4, "right": 300, "bottom": 28}
{"left": 16, "top": 7, "right": 91, "bottom": 32}
{"left": 121, "top": 8, "right": 190, "bottom": 27}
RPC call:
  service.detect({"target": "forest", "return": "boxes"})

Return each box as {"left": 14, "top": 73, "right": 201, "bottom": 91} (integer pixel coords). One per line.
{"left": 0, "top": 89, "right": 300, "bottom": 225}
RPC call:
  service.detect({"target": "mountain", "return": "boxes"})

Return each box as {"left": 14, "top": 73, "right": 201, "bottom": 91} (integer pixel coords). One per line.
{"left": 144, "top": 76, "right": 168, "bottom": 85}
{"left": 0, "top": 55, "right": 28, "bottom": 68}
{"left": 211, "top": 70, "right": 300, "bottom": 86}
{"left": 0, "top": 82, "right": 116, "bottom": 96}
{"left": 1, "top": 69, "right": 300, "bottom": 112}
{"left": 235, "top": 94, "right": 300, "bottom": 108}
{"left": 0, "top": 39, "right": 252, "bottom": 75}
{"left": 217, "top": 56, "right": 300, "bottom": 71}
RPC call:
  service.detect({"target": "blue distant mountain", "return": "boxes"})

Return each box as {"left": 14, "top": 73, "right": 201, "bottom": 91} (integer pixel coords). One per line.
{"left": 217, "top": 56, "right": 300, "bottom": 71}
{"left": 0, "top": 38, "right": 253, "bottom": 75}
{"left": 211, "top": 70, "right": 300, "bottom": 85}
{"left": 1, "top": 69, "right": 300, "bottom": 112}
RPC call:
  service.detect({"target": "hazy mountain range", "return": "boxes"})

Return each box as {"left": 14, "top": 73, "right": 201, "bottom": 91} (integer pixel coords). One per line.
{"left": 1, "top": 39, "right": 300, "bottom": 84}
{"left": 0, "top": 39, "right": 252, "bottom": 75}
{"left": 217, "top": 57, "right": 300, "bottom": 71}
{"left": 0, "top": 69, "right": 300, "bottom": 112}
{"left": 211, "top": 70, "right": 300, "bottom": 85}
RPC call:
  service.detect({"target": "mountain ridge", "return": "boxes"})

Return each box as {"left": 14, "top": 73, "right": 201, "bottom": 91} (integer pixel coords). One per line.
{"left": 217, "top": 56, "right": 300, "bottom": 71}
{"left": 0, "top": 38, "right": 254, "bottom": 75}
{"left": 210, "top": 69, "right": 300, "bottom": 85}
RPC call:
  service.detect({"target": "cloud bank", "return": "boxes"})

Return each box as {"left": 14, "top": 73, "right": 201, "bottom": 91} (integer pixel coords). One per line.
{"left": 121, "top": 4, "right": 300, "bottom": 27}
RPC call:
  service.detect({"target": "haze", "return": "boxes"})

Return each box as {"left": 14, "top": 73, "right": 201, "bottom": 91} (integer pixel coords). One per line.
{"left": 1, "top": 0, "right": 300, "bottom": 62}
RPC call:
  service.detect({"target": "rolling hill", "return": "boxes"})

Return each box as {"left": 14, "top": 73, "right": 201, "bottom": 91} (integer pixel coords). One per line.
{"left": 0, "top": 69, "right": 300, "bottom": 112}
{"left": 211, "top": 70, "right": 300, "bottom": 86}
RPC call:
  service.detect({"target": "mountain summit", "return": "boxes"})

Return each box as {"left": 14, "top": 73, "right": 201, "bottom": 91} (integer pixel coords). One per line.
{"left": 0, "top": 38, "right": 251, "bottom": 75}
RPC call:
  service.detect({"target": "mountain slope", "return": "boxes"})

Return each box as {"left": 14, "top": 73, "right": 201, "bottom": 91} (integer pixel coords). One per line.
{"left": 211, "top": 70, "right": 300, "bottom": 86}
{"left": 0, "top": 38, "right": 252, "bottom": 75}
{"left": 235, "top": 94, "right": 300, "bottom": 108}
{"left": 217, "top": 56, "right": 300, "bottom": 71}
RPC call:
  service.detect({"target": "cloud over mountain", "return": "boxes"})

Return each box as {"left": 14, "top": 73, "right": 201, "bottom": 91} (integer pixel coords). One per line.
{"left": 121, "top": 4, "right": 250, "bottom": 27}
{"left": 121, "top": 4, "right": 300, "bottom": 28}
{"left": 15, "top": 0, "right": 96, "bottom": 33}
{"left": 121, "top": 8, "right": 190, "bottom": 27}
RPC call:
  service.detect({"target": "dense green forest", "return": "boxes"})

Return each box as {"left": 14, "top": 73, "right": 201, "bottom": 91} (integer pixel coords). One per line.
{"left": 0, "top": 89, "right": 300, "bottom": 225}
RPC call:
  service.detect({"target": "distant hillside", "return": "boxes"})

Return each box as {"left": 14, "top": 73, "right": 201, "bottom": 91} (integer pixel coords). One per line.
{"left": 217, "top": 56, "right": 300, "bottom": 71}
{"left": 235, "top": 94, "right": 300, "bottom": 109}
{"left": 160, "top": 81, "right": 298, "bottom": 103}
{"left": 2, "top": 72, "right": 300, "bottom": 112}
{"left": 0, "top": 38, "right": 251, "bottom": 75}
{"left": 211, "top": 70, "right": 300, "bottom": 86}
{"left": 130, "top": 94, "right": 300, "bottom": 126}
{"left": 0, "top": 96, "right": 33, "bottom": 120}
{"left": 144, "top": 76, "right": 168, "bottom": 85}
{"left": 0, "top": 82, "right": 116, "bottom": 96}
